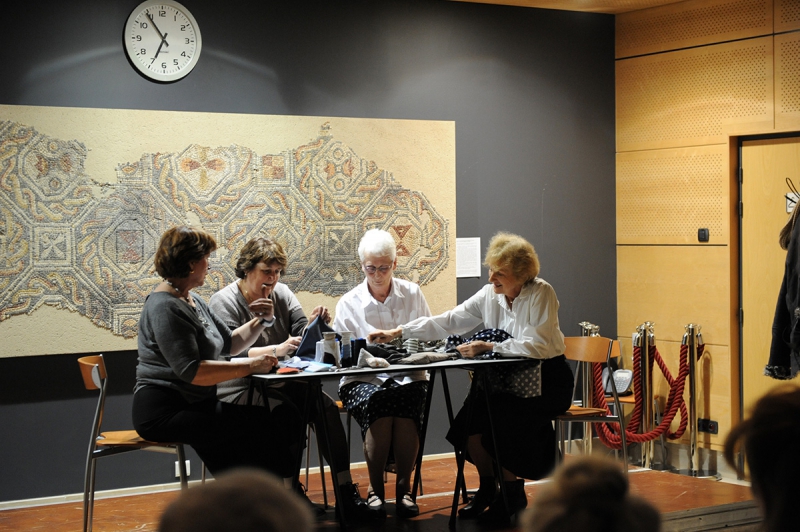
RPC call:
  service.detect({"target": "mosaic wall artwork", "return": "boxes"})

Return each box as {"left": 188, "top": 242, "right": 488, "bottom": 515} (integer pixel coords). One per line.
{"left": 0, "top": 120, "right": 450, "bottom": 340}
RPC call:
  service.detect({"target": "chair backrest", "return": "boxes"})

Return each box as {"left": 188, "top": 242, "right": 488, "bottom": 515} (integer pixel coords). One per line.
{"left": 563, "top": 336, "right": 618, "bottom": 365}
{"left": 78, "top": 355, "right": 108, "bottom": 443}
{"left": 78, "top": 355, "right": 107, "bottom": 391}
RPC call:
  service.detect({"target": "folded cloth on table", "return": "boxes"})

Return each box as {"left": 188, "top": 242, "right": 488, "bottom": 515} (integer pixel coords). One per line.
{"left": 356, "top": 348, "right": 391, "bottom": 369}
{"left": 396, "top": 351, "right": 459, "bottom": 365}
{"left": 295, "top": 315, "right": 336, "bottom": 360}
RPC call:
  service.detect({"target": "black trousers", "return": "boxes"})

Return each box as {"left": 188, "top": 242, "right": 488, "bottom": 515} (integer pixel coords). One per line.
{"left": 133, "top": 385, "right": 303, "bottom": 478}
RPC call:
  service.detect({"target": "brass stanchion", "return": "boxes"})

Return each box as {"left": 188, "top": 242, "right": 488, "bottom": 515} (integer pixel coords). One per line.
{"left": 674, "top": 324, "right": 719, "bottom": 478}
{"left": 635, "top": 322, "right": 655, "bottom": 469}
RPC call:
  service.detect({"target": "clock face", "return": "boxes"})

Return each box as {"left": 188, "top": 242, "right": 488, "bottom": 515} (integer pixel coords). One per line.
{"left": 124, "top": 1, "right": 202, "bottom": 82}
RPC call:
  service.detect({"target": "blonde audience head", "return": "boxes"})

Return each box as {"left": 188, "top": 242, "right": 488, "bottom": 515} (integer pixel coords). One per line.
{"left": 521, "top": 456, "right": 661, "bottom": 532}
{"left": 159, "top": 468, "right": 314, "bottom": 532}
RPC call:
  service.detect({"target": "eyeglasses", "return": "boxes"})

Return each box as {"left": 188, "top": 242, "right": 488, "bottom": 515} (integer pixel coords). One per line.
{"left": 363, "top": 265, "right": 392, "bottom": 275}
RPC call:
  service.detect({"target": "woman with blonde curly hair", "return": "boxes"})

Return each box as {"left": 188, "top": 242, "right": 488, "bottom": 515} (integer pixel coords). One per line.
{"left": 370, "top": 232, "right": 573, "bottom": 523}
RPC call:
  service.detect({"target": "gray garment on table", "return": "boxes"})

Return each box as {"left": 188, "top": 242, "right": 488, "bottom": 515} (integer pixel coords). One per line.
{"left": 208, "top": 281, "right": 308, "bottom": 403}
{"left": 135, "top": 291, "right": 233, "bottom": 403}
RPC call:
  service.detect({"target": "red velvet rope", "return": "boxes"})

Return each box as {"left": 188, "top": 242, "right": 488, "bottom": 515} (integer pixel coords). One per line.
{"left": 591, "top": 342, "right": 705, "bottom": 449}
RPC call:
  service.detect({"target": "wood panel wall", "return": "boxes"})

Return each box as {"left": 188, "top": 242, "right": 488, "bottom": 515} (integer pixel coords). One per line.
{"left": 615, "top": 0, "right": 800, "bottom": 451}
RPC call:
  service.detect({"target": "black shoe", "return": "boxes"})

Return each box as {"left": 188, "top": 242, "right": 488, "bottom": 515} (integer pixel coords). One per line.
{"left": 458, "top": 476, "right": 497, "bottom": 519}
{"left": 336, "top": 481, "right": 369, "bottom": 522}
{"left": 364, "top": 491, "right": 387, "bottom": 521}
{"left": 295, "top": 482, "right": 327, "bottom": 520}
{"left": 396, "top": 493, "right": 420, "bottom": 519}
{"left": 476, "top": 479, "right": 527, "bottom": 525}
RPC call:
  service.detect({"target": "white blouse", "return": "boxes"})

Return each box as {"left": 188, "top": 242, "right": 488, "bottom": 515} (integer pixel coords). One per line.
{"left": 402, "top": 278, "right": 565, "bottom": 359}
{"left": 334, "top": 277, "right": 431, "bottom": 387}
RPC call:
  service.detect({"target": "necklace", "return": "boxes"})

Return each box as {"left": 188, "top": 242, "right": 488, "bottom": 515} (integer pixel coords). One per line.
{"left": 238, "top": 279, "right": 255, "bottom": 304}
{"left": 166, "top": 280, "right": 190, "bottom": 302}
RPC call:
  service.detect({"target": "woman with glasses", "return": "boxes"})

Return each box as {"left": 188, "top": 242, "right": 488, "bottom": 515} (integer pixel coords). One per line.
{"left": 333, "top": 229, "right": 432, "bottom": 520}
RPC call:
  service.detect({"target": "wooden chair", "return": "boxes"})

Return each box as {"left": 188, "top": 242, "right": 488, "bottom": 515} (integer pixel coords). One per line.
{"left": 555, "top": 337, "right": 628, "bottom": 472}
{"left": 78, "top": 355, "right": 188, "bottom": 532}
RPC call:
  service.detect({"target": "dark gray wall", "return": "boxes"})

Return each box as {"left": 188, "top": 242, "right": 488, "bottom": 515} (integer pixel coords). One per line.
{"left": 0, "top": 0, "right": 615, "bottom": 501}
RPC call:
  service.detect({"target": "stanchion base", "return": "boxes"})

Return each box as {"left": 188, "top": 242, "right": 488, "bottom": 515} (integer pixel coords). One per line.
{"left": 648, "top": 463, "right": 674, "bottom": 472}
{"left": 671, "top": 469, "right": 721, "bottom": 480}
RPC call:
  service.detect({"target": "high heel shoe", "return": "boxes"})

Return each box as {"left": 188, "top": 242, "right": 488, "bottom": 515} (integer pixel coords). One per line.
{"left": 458, "top": 476, "right": 497, "bottom": 519}
{"left": 476, "top": 479, "right": 528, "bottom": 524}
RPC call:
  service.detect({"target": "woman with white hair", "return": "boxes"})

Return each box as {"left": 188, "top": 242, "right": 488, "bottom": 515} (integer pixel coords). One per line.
{"left": 370, "top": 232, "right": 574, "bottom": 524}
{"left": 334, "top": 229, "right": 432, "bottom": 520}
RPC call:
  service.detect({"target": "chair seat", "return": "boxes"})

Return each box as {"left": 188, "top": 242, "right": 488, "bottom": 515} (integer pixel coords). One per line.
{"left": 96, "top": 430, "right": 177, "bottom": 448}
{"left": 560, "top": 406, "right": 608, "bottom": 417}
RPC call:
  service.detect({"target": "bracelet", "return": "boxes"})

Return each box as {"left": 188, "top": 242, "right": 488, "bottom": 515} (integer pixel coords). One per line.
{"left": 259, "top": 316, "right": 275, "bottom": 327}
{"left": 272, "top": 346, "right": 277, "bottom": 358}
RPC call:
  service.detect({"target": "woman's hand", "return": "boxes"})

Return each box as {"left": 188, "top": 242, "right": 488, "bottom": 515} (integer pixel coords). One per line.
{"left": 280, "top": 336, "right": 301, "bottom": 358}
{"left": 248, "top": 297, "right": 274, "bottom": 320}
{"left": 248, "top": 353, "right": 278, "bottom": 374}
{"left": 456, "top": 340, "right": 494, "bottom": 358}
{"left": 309, "top": 305, "right": 331, "bottom": 324}
{"left": 368, "top": 327, "right": 403, "bottom": 344}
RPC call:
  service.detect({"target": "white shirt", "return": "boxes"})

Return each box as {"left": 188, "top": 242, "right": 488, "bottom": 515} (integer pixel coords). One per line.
{"left": 402, "top": 278, "right": 566, "bottom": 359}
{"left": 334, "top": 277, "right": 431, "bottom": 387}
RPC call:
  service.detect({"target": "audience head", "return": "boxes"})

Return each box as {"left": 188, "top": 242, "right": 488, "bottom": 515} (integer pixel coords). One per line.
{"left": 724, "top": 384, "right": 800, "bottom": 532}
{"left": 235, "top": 237, "right": 288, "bottom": 278}
{"left": 159, "top": 468, "right": 314, "bottom": 532}
{"left": 484, "top": 232, "right": 540, "bottom": 285}
{"left": 520, "top": 456, "right": 661, "bottom": 532}
{"left": 154, "top": 225, "right": 217, "bottom": 279}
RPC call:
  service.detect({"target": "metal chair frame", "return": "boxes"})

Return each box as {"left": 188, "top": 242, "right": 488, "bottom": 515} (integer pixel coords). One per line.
{"left": 78, "top": 355, "right": 188, "bottom": 532}
{"left": 555, "top": 337, "right": 628, "bottom": 473}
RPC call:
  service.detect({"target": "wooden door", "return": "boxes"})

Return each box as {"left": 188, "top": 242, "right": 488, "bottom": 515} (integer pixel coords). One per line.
{"left": 741, "top": 137, "right": 800, "bottom": 413}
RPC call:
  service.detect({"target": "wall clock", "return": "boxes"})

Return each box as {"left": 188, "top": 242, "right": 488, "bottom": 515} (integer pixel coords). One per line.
{"left": 124, "top": 1, "right": 202, "bottom": 82}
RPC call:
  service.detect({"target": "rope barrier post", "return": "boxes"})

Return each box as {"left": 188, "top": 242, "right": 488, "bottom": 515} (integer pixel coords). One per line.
{"left": 636, "top": 322, "right": 655, "bottom": 469}
{"left": 576, "top": 321, "right": 596, "bottom": 455}
{"left": 675, "top": 324, "right": 720, "bottom": 479}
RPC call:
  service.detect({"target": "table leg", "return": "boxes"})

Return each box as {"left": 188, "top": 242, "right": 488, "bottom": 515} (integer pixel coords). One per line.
{"left": 412, "top": 369, "right": 436, "bottom": 499}
{"left": 308, "top": 379, "right": 347, "bottom": 530}
{"left": 480, "top": 370, "right": 511, "bottom": 525}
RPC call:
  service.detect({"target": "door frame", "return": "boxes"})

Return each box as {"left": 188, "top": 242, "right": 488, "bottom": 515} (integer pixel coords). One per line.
{"left": 737, "top": 131, "right": 800, "bottom": 424}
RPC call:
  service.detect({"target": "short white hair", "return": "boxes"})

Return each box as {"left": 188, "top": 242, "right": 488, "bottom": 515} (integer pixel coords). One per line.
{"left": 358, "top": 229, "right": 396, "bottom": 262}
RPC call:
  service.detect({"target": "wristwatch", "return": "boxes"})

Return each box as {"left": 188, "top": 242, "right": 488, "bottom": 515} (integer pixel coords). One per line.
{"left": 259, "top": 316, "right": 275, "bottom": 327}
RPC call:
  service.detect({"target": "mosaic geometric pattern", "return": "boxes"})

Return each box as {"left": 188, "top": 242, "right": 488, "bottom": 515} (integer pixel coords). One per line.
{"left": 0, "top": 121, "right": 449, "bottom": 338}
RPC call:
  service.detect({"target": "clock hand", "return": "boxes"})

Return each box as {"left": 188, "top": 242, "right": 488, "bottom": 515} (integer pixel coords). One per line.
{"left": 146, "top": 12, "right": 170, "bottom": 47}
{"left": 153, "top": 37, "right": 166, "bottom": 60}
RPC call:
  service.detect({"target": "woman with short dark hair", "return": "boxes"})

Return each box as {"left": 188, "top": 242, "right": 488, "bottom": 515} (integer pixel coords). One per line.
{"left": 132, "top": 226, "right": 302, "bottom": 479}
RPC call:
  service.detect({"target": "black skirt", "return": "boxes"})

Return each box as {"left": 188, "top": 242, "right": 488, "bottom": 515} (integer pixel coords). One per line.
{"left": 446, "top": 355, "right": 574, "bottom": 480}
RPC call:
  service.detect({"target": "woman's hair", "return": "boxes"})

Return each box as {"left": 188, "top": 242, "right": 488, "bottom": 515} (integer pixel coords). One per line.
{"left": 483, "top": 232, "right": 540, "bottom": 283}
{"left": 521, "top": 456, "right": 661, "bottom": 532}
{"left": 779, "top": 205, "right": 800, "bottom": 250}
{"left": 357, "top": 229, "right": 396, "bottom": 262}
{"left": 154, "top": 226, "right": 217, "bottom": 279}
{"left": 724, "top": 384, "right": 800, "bottom": 532}
{"left": 235, "top": 237, "right": 288, "bottom": 279}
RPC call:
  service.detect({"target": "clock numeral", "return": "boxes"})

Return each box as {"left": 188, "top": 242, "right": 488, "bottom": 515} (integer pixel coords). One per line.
{"left": 185, "top": 38, "right": 191, "bottom": 44}
{"left": 174, "top": 59, "right": 179, "bottom": 66}
{"left": 141, "top": 48, "right": 147, "bottom": 55}
{"left": 181, "top": 24, "right": 187, "bottom": 31}
{"left": 162, "top": 62, "right": 167, "bottom": 70}
{"left": 139, "top": 21, "right": 148, "bottom": 29}
{"left": 135, "top": 35, "right": 142, "bottom": 42}
{"left": 181, "top": 51, "right": 187, "bottom": 57}
{"left": 158, "top": 10, "right": 165, "bottom": 17}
